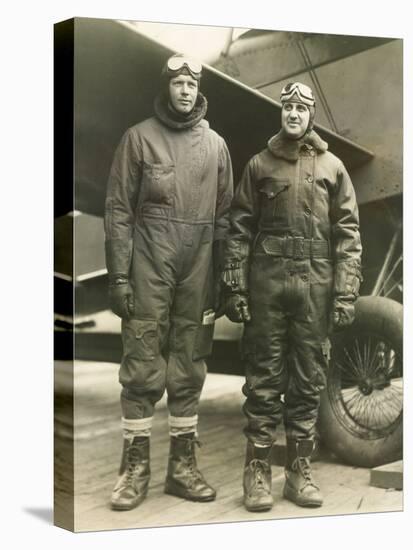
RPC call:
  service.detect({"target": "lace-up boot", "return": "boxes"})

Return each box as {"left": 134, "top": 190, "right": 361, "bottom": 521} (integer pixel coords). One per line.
{"left": 243, "top": 441, "right": 274, "bottom": 512}
{"left": 164, "top": 433, "right": 216, "bottom": 501}
{"left": 110, "top": 437, "right": 150, "bottom": 511}
{"left": 283, "top": 438, "right": 323, "bottom": 507}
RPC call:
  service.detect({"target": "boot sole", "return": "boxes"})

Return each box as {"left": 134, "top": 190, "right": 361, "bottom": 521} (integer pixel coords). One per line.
{"left": 110, "top": 491, "right": 148, "bottom": 511}
{"left": 244, "top": 501, "right": 273, "bottom": 513}
{"left": 164, "top": 482, "right": 216, "bottom": 502}
{"left": 283, "top": 484, "right": 322, "bottom": 508}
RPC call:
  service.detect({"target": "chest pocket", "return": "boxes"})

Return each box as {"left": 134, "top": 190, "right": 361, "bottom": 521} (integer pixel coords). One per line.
{"left": 140, "top": 162, "right": 175, "bottom": 207}
{"left": 258, "top": 178, "right": 290, "bottom": 224}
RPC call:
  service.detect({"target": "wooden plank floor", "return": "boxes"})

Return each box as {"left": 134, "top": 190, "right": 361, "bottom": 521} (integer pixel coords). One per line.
{"left": 54, "top": 361, "right": 403, "bottom": 533}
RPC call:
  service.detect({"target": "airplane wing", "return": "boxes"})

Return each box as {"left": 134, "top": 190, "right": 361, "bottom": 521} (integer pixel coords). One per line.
{"left": 54, "top": 17, "right": 374, "bottom": 219}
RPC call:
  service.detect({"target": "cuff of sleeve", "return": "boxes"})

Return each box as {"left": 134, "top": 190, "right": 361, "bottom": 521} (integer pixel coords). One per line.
{"left": 334, "top": 261, "right": 362, "bottom": 298}
{"left": 105, "top": 238, "right": 133, "bottom": 276}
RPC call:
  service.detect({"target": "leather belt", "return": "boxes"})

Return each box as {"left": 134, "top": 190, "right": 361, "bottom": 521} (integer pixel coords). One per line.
{"left": 261, "top": 236, "right": 331, "bottom": 259}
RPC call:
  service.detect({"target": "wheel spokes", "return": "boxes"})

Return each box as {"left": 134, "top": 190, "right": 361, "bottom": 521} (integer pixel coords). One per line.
{"left": 333, "top": 333, "right": 403, "bottom": 434}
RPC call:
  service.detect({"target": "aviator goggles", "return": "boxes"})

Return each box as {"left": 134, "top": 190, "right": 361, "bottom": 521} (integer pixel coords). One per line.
{"left": 280, "top": 82, "right": 315, "bottom": 107}
{"left": 166, "top": 55, "right": 203, "bottom": 80}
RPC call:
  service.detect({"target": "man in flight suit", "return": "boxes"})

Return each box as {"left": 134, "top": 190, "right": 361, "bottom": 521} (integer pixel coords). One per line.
{"left": 222, "top": 82, "right": 362, "bottom": 511}
{"left": 104, "top": 54, "right": 233, "bottom": 511}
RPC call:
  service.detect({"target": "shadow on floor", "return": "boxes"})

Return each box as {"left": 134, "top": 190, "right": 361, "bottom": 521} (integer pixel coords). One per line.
{"left": 23, "top": 507, "right": 53, "bottom": 525}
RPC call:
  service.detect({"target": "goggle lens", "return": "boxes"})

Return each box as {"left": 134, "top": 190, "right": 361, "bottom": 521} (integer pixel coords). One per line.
{"left": 167, "top": 56, "right": 202, "bottom": 74}
{"left": 281, "top": 82, "right": 315, "bottom": 106}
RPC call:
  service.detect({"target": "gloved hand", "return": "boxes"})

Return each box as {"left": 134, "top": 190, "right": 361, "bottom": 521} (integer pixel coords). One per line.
{"left": 108, "top": 276, "right": 134, "bottom": 319}
{"left": 331, "top": 297, "right": 355, "bottom": 331}
{"left": 225, "top": 293, "right": 251, "bottom": 323}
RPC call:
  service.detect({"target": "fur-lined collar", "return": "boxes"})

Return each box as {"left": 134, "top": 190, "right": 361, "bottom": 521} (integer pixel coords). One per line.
{"left": 267, "top": 129, "right": 328, "bottom": 161}
{"left": 154, "top": 91, "right": 208, "bottom": 130}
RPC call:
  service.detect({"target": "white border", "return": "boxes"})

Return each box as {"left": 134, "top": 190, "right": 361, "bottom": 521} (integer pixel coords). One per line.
{"left": 1, "top": 1, "right": 411, "bottom": 548}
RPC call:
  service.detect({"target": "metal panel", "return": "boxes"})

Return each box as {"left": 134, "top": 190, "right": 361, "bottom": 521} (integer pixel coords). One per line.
{"left": 214, "top": 31, "right": 394, "bottom": 89}
{"left": 215, "top": 33, "right": 402, "bottom": 205}
{"left": 315, "top": 41, "right": 403, "bottom": 204}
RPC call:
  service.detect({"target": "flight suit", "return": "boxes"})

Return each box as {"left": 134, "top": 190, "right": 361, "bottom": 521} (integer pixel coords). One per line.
{"left": 105, "top": 100, "right": 233, "bottom": 423}
{"left": 224, "top": 129, "right": 361, "bottom": 444}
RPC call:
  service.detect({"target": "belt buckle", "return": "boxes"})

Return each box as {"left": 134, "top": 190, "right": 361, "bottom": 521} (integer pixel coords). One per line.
{"left": 293, "top": 237, "right": 305, "bottom": 259}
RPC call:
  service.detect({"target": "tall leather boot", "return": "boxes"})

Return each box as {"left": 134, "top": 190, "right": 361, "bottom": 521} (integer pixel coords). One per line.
{"left": 110, "top": 437, "right": 150, "bottom": 511}
{"left": 283, "top": 438, "right": 323, "bottom": 507}
{"left": 243, "top": 441, "right": 274, "bottom": 512}
{"left": 164, "top": 433, "right": 216, "bottom": 502}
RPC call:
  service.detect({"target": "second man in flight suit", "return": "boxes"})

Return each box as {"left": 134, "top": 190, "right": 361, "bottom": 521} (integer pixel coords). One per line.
{"left": 222, "top": 82, "right": 362, "bottom": 511}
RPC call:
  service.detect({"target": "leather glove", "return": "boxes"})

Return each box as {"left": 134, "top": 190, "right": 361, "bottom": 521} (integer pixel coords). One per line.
{"left": 225, "top": 293, "right": 251, "bottom": 323}
{"left": 331, "top": 297, "right": 355, "bottom": 331}
{"left": 108, "top": 276, "right": 134, "bottom": 319}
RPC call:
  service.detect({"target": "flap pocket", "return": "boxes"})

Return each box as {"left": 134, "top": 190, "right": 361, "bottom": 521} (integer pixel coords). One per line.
{"left": 134, "top": 320, "right": 158, "bottom": 339}
{"left": 122, "top": 318, "right": 159, "bottom": 361}
{"left": 259, "top": 178, "right": 290, "bottom": 199}
{"left": 143, "top": 161, "right": 174, "bottom": 174}
{"left": 141, "top": 162, "right": 175, "bottom": 206}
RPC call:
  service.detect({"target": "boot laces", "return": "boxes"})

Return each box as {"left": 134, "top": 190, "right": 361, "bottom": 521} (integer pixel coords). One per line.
{"left": 183, "top": 439, "right": 204, "bottom": 488}
{"left": 125, "top": 445, "right": 143, "bottom": 482}
{"left": 293, "top": 457, "right": 319, "bottom": 490}
{"left": 249, "top": 459, "right": 269, "bottom": 492}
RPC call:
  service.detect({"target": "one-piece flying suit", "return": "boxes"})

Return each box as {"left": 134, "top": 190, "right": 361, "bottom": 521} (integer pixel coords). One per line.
{"left": 224, "top": 129, "right": 361, "bottom": 443}
{"left": 104, "top": 95, "right": 233, "bottom": 427}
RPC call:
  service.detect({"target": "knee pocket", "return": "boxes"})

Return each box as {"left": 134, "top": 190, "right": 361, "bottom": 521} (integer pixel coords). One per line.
{"left": 122, "top": 318, "right": 159, "bottom": 361}
{"left": 120, "top": 318, "right": 165, "bottom": 391}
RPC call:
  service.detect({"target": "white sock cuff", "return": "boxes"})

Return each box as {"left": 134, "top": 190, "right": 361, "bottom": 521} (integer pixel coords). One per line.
{"left": 122, "top": 416, "right": 153, "bottom": 432}
{"left": 168, "top": 414, "right": 198, "bottom": 429}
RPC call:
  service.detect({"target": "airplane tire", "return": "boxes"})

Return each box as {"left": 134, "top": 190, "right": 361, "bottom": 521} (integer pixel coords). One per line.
{"left": 318, "top": 296, "right": 403, "bottom": 468}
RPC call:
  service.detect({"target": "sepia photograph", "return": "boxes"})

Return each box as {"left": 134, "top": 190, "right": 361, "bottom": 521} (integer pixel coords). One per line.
{"left": 53, "top": 15, "right": 403, "bottom": 533}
